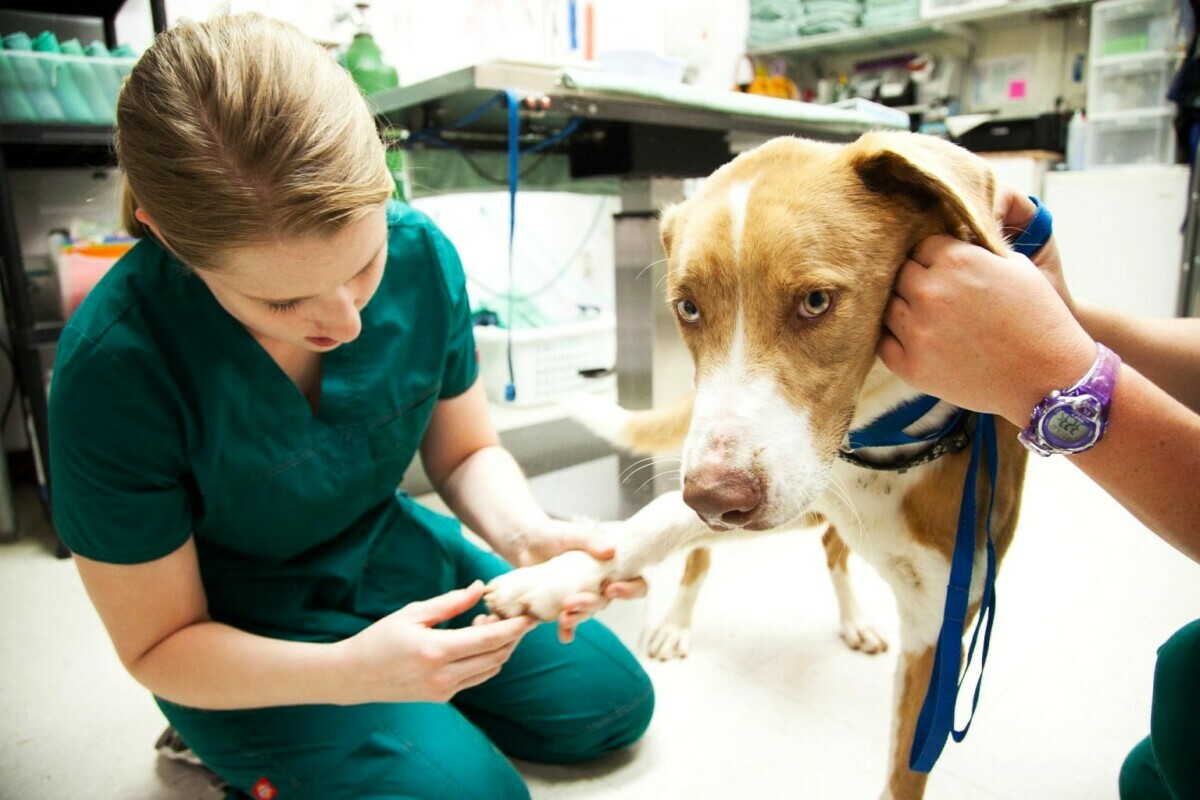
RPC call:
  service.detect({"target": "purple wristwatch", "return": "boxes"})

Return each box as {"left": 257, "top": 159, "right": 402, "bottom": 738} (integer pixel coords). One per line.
{"left": 1018, "top": 343, "right": 1122, "bottom": 457}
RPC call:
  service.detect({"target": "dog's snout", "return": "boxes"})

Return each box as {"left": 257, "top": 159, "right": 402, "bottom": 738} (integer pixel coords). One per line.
{"left": 683, "top": 467, "right": 763, "bottom": 527}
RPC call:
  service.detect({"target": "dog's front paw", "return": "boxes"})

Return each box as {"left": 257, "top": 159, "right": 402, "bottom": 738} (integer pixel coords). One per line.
{"left": 839, "top": 619, "right": 889, "bottom": 655}
{"left": 483, "top": 551, "right": 610, "bottom": 621}
{"left": 645, "top": 621, "right": 691, "bottom": 661}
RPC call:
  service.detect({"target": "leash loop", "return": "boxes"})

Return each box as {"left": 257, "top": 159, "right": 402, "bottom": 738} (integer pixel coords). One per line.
{"left": 842, "top": 397, "right": 999, "bottom": 773}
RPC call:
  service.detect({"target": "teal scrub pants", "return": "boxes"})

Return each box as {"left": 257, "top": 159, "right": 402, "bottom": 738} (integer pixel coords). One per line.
{"left": 161, "top": 532, "right": 655, "bottom": 800}
{"left": 1119, "top": 618, "right": 1200, "bottom": 800}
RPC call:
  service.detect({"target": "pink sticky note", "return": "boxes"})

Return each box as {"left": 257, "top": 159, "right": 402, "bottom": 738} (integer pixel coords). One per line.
{"left": 1008, "top": 80, "right": 1027, "bottom": 99}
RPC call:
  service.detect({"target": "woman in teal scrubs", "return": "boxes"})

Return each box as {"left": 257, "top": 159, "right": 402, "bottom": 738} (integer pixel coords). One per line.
{"left": 49, "top": 14, "right": 652, "bottom": 799}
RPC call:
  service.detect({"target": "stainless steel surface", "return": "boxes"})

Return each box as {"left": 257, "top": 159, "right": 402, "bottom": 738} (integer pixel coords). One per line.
{"left": 614, "top": 179, "right": 693, "bottom": 504}
{"left": 373, "top": 61, "right": 874, "bottom": 144}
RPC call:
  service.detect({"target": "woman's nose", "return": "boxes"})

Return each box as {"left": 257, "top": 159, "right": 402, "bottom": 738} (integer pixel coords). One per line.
{"left": 315, "top": 289, "right": 362, "bottom": 343}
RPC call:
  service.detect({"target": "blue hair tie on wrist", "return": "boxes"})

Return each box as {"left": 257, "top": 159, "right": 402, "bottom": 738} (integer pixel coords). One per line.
{"left": 1011, "top": 196, "right": 1053, "bottom": 257}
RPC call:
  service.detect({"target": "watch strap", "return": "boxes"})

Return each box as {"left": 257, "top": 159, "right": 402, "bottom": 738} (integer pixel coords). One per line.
{"left": 1019, "top": 343, "right": 1121, "bottom": 456}
{"left": 1069, "top": 342, "right": 1120, "bottom": 409}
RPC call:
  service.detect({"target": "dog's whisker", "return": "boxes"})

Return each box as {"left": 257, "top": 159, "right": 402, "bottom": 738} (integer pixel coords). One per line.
{"left": 618, "top": 456, "right": 662, "bottom": 480}
{"left": 637, "top": 257, "right": 668, "bottom": 281}
{"left": 618, "top": 456, "right": 679, "bottom": 482}
{"left": 635, "top": 470, "right": 680, "bottom": 494}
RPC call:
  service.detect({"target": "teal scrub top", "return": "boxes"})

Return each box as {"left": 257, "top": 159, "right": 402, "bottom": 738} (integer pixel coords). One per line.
{"left": 49, "top": 200, "right": 479, "bottom": 642}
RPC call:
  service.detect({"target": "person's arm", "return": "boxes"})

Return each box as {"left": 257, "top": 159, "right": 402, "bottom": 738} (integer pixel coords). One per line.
{"left": 76, "top": 538, "right": 533, "bottom": 710}
{"left": 995, "top": 185, "right": 1200, "bottom": 412}
{"left": 1073, "top": 301, "right": 1200, "bottom": 414}
{"left": 420, "top": 379, "right": 647, "bottom": 640}
{"left": 879, "top": 235, "right": 1200, "bottom": 563}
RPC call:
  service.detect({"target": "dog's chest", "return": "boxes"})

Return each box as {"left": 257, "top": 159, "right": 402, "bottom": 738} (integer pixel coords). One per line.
{"left": 813, "top": 462, "right": 926, "bottom": 567}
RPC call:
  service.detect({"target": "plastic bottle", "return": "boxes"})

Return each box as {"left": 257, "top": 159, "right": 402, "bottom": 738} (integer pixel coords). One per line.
{"left": 60, "top": 38, "right": 113, "bottom": 124}
{"left": 3, "top": 31, "right": 65, "bottom": 122}
{"left": 32, "top": 30, "right": 97, "bottom": 123}
{"left": 0, "top": 34, "right": 38, "bottom": 122}
{"left": 1066, "top": 109, "right": 1088, "bottom": 170}
{"left": 339, "top": 32, "right": 398, "bottom": 97}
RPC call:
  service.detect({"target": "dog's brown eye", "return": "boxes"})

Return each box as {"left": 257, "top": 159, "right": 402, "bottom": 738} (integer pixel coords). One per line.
{"left": 799, "top": 291, "right": 832, "bottom": 319}
{"left": 676, "top": 298, "right": 700, "bottom": 323}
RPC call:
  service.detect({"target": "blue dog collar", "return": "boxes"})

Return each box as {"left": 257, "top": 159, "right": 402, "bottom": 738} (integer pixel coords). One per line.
{"left": 1011, "top": 196, "right": 1052, "bottom": 258}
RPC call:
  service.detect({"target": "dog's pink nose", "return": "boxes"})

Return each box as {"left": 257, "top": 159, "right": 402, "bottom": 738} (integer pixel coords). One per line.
{"left": 683, "top": 468, "right": 762, "bottom": 527}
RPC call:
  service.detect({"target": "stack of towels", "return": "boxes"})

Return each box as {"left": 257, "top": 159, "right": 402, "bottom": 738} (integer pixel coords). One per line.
{"left": 748, "top": 0, "right": 864, "bottom": 46}
{"left": 860, "top": 0, "right": 921, "bottom": 28}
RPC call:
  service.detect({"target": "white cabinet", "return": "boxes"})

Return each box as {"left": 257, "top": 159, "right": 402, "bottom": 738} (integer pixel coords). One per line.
{"left": 1043, "top": 165, "right": 1189, "bottom": 317}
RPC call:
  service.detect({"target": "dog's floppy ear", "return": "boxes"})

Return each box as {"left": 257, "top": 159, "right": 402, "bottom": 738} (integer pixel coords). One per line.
{"left": 659, "top": 202, "right": 681, "bottom": 258}
{"left": 848, "top": 131, "right": 1006, "bottom": 255}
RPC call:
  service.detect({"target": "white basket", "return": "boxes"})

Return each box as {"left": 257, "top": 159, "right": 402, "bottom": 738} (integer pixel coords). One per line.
{"left": 473, "top": 316, "right": 617, "bottom": 406}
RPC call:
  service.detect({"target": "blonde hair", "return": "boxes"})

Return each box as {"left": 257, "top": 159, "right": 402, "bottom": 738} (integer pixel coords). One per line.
{"left": 115, "top": 13, "right": 394, "bottom": 271}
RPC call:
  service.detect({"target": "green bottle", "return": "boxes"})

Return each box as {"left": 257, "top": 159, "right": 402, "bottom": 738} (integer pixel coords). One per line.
{"left": 3, "top": 31, "right": 65, "bottom": 122}
{"left": 339, "top": 32, "right": 398, "bottom": 98}
{"left": 60, "top": 38, "right": 113, "bottom": 124}
{"left": 32, "top": 31, "right": 97, "bottom": 123}
{"left": 0, "top": 32, "right": 38, "bottom": 122}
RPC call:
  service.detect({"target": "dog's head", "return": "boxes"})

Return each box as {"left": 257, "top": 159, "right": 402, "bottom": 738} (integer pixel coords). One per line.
{"left": 663, "top": 131, "right": 1004, "bottom": 531}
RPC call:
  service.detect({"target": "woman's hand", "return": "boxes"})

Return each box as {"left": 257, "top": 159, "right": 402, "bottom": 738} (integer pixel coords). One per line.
{"left": 879, "top": 235, "right": 1096, "bottom": 426}
{"left": 994, "top": 184, "right": 1076, "bottom": 315}
{"left": 339, "top": 581, "right": 536, "bottom": 704}
{"left": 497, "top": 518, "right": 648, "bottom": 644}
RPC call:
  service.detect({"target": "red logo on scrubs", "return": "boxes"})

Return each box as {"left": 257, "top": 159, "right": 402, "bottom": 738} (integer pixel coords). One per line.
{"left": 252, "top": 777, "right": 278, "bottom": 799}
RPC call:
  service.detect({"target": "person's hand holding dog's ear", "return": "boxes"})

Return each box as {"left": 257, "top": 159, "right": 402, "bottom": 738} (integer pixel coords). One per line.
{"left": 993, "top": 185, "right": 1076, "bottom": 315}
{"left": 878, "top": 235, "right": 1096, "bottom": 427}
{"left": 494, "top": 518, "right": 648, "bottom": 644}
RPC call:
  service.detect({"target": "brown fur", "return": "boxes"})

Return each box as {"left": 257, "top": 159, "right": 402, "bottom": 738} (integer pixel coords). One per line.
{"left": 679, "top": 546, "right": 711, "bottom": 586}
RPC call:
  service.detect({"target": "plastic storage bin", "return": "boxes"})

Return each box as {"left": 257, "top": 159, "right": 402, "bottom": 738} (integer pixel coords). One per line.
{"left": 1085, "top": 110, "right": 1175, "bottom": 167}
{"left": 1089, "top": 56, "right": 1177, "bottom": 114}
{"left": 474, "top": 316, "right": 616, "bottom": 406}
{"left": 52, "top": 241, "right": 132, "bottom": 318}
{"left": 1090, "top": 0, "right": 1178, "bottom": 58}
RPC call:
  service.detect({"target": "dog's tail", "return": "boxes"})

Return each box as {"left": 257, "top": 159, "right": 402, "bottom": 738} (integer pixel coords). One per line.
{"left": 567, "top": 391, "right": 694, "bottom": 455}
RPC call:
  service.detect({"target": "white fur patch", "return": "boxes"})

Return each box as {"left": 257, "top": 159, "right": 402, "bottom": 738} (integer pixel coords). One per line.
{"left": 727, "top": 180, "right": 753, "bottom": 265}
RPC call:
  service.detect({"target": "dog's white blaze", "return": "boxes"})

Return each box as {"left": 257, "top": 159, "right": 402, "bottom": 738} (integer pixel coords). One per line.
{"left": 727, "top": 180, "right": 753, "bottom": 265}
{"left": 686, "top": 302, "right": 828, "bottom": 526}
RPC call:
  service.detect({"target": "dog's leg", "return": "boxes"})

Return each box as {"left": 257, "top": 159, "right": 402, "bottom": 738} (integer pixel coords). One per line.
{"left": 644, "top": 546, "right": 711, "bottom": 661}
{"left": 821, "top": 526, "right": 888, "bottom": 655}
{"left": 483, "top": 490, "right": 712, "bottom": 620}
{"left": 883, "top": 643, "right": 936, "bottom": 800}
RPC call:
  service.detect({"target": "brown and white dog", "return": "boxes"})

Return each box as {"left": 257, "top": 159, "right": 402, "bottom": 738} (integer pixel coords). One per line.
{"left": 484, "top": 131, "right": 1029, "bottom": 799}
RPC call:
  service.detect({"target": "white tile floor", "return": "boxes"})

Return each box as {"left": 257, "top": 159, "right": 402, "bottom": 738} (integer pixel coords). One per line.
{"left": 2, "top": 453, "right": 1197, "bottom": 799}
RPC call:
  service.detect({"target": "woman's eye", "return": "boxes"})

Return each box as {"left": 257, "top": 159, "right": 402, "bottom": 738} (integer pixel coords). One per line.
{"left": 267, "top": 300, "right": 301, "bottom": 314}
{"left": 676, "top": 298, "right": 700, "bottom": 323}
{"left": 798, "top": 290, "right": 832, "bottom": 319}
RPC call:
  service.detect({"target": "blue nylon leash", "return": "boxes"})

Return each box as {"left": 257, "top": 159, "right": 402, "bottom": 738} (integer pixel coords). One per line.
{"left": 870, "top": 195, "right": 1051, "bottom": 772}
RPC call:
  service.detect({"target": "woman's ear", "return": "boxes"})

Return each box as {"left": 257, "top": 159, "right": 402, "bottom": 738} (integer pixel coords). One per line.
{"left": 133, "top": 207, "right": 159, "bottom": 237}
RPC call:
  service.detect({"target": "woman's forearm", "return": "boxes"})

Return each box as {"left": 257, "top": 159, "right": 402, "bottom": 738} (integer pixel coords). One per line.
{"left": 434, "top": 445, "right": 549, "bottom": 557}
{"left": 1044, "top": 364, "right": 1200, "bottom": 563}
{"left": 1076, "top": 300, "right": 1200, "bottom": 414}
{"left": 129, "top": 621, "right": 358, "bottom": 710}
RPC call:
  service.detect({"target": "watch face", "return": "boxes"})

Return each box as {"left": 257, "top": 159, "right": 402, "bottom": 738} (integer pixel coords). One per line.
{"left": 1042, "top": 406, "right": 1096, "bottom": 450}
